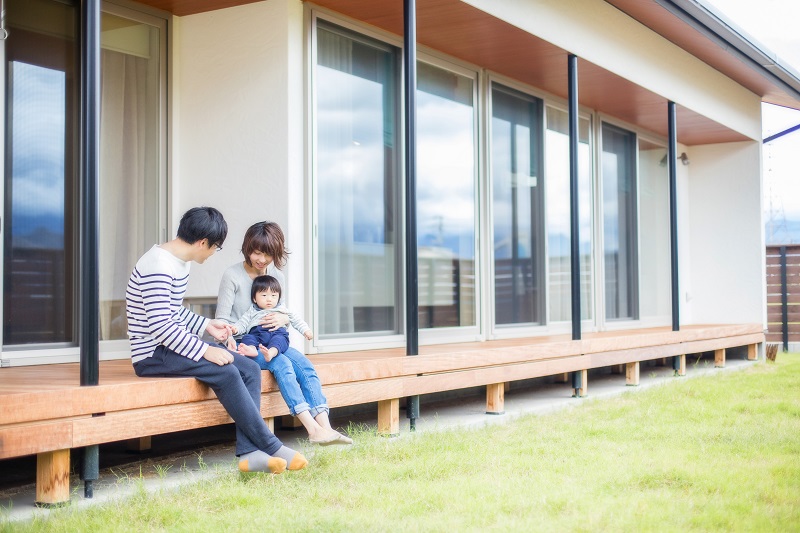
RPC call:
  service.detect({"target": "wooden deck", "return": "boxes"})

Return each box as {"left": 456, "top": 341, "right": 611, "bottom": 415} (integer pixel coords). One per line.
{"left": 0, "top": 323, "right": 763, "bottom": 504}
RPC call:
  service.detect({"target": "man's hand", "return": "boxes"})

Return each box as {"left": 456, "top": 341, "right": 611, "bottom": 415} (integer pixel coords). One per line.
{"left": 206, "top": 319, "right": 234, "bottom": 343}
{"left": 203, "top": 346, "right": 234, "bottom": 366}
{"left": 237, "top": 344, "right": 259, "bottom": 357}
{"left": 258, "top": 312, "right": 290, "bottom": 331}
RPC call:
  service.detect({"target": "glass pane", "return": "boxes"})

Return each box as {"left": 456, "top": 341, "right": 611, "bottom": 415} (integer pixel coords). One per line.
{"left": 545, "top": 108, "right": 593, "bottom": 322}
{"left": 638, "top": 139, "right": 670, "bottom": 319}
{"left": 491, "top": 84, "right": 544, "bottom": 326}
{"left": 316, "top": 23, "right": 399, "bottom": 337}
{"left": 99, "top": 12, "right": 163, "bottom": 340}
{"left": 417, "top": 62, "right": 476, "bottom": 329}
{"left": 602, "top": 123, "right": 638, "bottom": 320}
{"left": 4, "top": 0, "right": 77, "bottom": 345}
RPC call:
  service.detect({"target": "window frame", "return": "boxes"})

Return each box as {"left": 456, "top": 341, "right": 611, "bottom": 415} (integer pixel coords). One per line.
{"left": 0, "top": 0, "right": 168, "bottom": 365}
{"left": 307, "top": 12, "right": 407, "bottom": 352}
{"left": 596, "top": 113, "right": 671, "bottom": 330}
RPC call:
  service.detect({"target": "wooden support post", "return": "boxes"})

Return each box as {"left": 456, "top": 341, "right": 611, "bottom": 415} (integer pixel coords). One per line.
{"left": 611, "top": 364, "right": 624, "bottom": 374}
{"left": 626, "top": 361, "right": 640, "bottom": 386}
{"left": 572, "top": 369, "right": 588, "bottom": 397}
{"left": 676, "top": 354, "right": 686, "bottom": 376}
{"left": 125, "top": 436, "right": 151, "bottom": 453}
{"left": 265, "top": 417, "right": 275, "bottom": 433}
{"left": 554, "top": 372, "right": 569, "bottom": 383}
{"left": 377, "top": 398, "right": 400, "bottom": 436}
{"left": 747, "top": 344, "right": 757, "bottom": 361}
{"left": 36, "top": 449, "right": 70, "bottom": 507}
{"left": 486, "top": 383, "right": 505, "bottom": 415}
{"left": 281, "top": 415, "right": 302, "bottom": 430}
{"left": 715, "top": 348, "right": 726, "bottom": 368}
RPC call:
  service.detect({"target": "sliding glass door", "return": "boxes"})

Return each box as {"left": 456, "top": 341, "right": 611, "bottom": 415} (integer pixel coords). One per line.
{"left": 602, "top": 122, "right": 638, "bottom": 320}
{"left": 491, "top": 84, "right": 545, "bottom": 326}
{"left": 2, "top": 0, "right": 165, "bottom": 355}
{"left": 416, "top": 61, "right": 477, "bottom": 330}
{"left": 4, "top": 0, "right": 78, "bottom": 345}
{"left": 315, "top": 22, "right": 401, "bottom": 338}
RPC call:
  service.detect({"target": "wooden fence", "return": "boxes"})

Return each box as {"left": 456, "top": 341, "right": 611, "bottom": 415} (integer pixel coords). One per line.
{"left": 766, "top": 245, "right": 800, "bottom": 350}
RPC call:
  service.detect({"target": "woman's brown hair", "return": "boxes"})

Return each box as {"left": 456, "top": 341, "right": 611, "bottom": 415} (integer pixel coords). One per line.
{"left": 241, "top": 221, "right": 289, "bottom": 268}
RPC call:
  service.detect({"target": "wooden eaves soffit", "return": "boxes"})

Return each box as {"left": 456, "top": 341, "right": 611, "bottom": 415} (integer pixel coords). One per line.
{"left": 135, "top": 0, "right": 800, "bottom": 143}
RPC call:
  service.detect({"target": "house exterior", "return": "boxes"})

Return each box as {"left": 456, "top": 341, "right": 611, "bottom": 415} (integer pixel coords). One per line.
{"left": 2, "top": 0, "right": 799, "bottom": 367}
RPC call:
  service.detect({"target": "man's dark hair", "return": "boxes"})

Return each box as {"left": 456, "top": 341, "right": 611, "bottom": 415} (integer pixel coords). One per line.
{"left": 176, "top": 207, "right": 227, "bottom": 247}
{"left": 251, "top": 275, "right": 282, "bottom": 303}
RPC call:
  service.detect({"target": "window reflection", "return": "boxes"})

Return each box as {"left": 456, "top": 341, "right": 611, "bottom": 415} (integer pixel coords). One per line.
{"left": 602, "top": 123, "right": 638, "bottom": 320}
{"left": 491, "top": 85, "right": 544, "bottom": 326}
{"left": 3, "top": 2, "right": 165, "bottom": 346}
{"left": 4, "top": 0, "right": 77, "bottom": 345}
{"left": 417, "top": 62, "right": 476, "bottom": 329}
{"left": 316, "top": 23, "right": 399, "bottom": 337}
{"left": 545, "top": 108, "right": 593, "bottom": 322}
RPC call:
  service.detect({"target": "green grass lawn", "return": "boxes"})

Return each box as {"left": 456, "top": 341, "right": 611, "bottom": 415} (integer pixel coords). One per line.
{"left": 5, "top": 354, "right": 800, "bottom": 532}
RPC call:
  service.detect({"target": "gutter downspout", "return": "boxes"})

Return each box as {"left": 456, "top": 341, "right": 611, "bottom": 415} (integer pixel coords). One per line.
{"left": 79, "top": 0, "right": 101, "bottom": 499}
{"left": 404, "top": 0, "right": 420, "bottom": 431}
{"left": 668, "top": 102, "right": 680, "bottom": 332}
{"left": 568, "top": 54, "right": 581, "bottom": 342}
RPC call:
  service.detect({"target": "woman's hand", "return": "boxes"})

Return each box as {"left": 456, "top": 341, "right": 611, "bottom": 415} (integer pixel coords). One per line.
{"left": 258, "top": 312, "right": 290, "bottom": 331}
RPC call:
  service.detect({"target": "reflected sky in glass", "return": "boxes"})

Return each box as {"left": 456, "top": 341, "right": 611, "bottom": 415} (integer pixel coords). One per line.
{"left": 317, "top": 65, "right": 388, "bottom": 246}
{"left": 416, "top": 87, "right": 475, "bottom": 259}
{"left": 10, "top": 62, "right": 65, "bottom": 247}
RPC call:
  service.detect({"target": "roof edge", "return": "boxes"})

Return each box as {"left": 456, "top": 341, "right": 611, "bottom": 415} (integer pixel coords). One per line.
{"left": 655, "top": 0, "right": 800, "bottom": 106}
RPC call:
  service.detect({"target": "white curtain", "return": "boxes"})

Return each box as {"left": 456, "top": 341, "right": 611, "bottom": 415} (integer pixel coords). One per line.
{"left": 318, "top": 29, "right": 356, "bottom": 335}
{"left": 98, "top": 49, "right": 154, "bottom": 340}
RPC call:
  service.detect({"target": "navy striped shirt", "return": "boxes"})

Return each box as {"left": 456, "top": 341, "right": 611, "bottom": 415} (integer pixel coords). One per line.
{"left": 126, "top": 245, "right": 209, "bottom": 363}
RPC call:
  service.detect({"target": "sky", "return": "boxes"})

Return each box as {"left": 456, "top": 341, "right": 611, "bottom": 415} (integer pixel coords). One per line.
{"left": 705, "top": 0, "right": 800, "bottom": 244}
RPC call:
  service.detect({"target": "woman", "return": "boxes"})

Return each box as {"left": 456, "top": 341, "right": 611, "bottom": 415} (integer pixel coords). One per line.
{"left": 216, "top": 221, "right": 351, "bottom": 445}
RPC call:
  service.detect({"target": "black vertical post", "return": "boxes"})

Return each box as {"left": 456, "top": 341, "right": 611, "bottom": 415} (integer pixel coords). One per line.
{"left": 781, "top": 246, "right": 788, "bottom": 352}
{"left": 668, "top": 102, "right": 680, "bottom": 332}
{"left": 568, "top": 54, "right": 581, "bottom": 341}
{"left": 79, "top": 0, "right": 100, "bottom": 499}
{"left": 404, "top": 0, "right": 420, "bottom": 430}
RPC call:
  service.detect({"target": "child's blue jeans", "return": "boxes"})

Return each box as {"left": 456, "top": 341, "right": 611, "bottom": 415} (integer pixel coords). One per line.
{"left": 253, "top": 347, "right": 329, "bottom": 418}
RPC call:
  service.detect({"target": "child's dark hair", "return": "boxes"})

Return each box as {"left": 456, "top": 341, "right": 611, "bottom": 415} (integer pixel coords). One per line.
{"left": 242, "top": 221, "right": 289, "bottom": 268}
{"left": 251, "top": 275, "right": 282, "bottom": 302}
{"left": 176, "top": 207, "right": 227, "bottom": 248}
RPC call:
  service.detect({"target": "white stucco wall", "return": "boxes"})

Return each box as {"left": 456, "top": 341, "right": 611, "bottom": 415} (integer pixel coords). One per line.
{"left": 465, "top": 0, "right": 761, "bottom": 140}
{"left": 172, "top": 0, "right": 306, "bottom": 328}
{"left": 684, "top": 141, "right": 766, "bottom": 325}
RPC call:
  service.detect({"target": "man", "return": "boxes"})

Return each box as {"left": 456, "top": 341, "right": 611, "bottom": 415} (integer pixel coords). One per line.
{"left": 126, "top": 206, "right": 306, "bottom": 474}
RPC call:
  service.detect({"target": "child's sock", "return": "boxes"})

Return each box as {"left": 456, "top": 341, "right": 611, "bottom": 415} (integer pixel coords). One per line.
{"left": 238, "top": 450, "right": 286, "bottom": 474}
{"left": 272, "top": 446, "right": 308, "bottom": 471}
